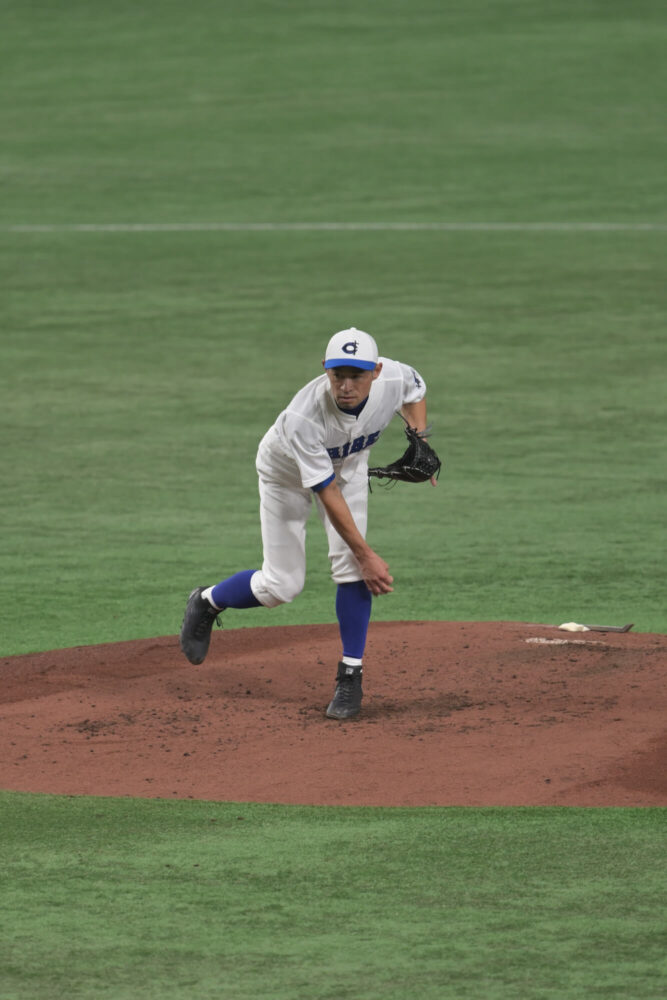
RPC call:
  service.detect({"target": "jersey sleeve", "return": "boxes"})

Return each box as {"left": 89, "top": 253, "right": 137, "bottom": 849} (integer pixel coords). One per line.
{"left": 311, "top": 472, "right": 336, "bottom": 493}
{"left": 397, "top": 361, "right": 427, "bottom": 404}
{"left": 280, "top": 409, "right": 335, "bottom": 489}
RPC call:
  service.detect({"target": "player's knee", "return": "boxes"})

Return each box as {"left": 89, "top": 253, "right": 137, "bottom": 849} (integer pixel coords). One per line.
{"left": 330, "top": 555, "right": 364, "bottom": 585}
{"left": 253, "top": 570, "right": 305, "bottom": 608}
{"left": 269, "top": 580, "right": 304, "bottom": 606}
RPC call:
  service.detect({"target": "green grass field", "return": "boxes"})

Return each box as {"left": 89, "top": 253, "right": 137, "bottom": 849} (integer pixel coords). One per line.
{"left": 1, "top": 1, "right": 666, "bottom": 997}
{"left": 3, "top": 226, "right": 666, "bottom": 651}
{"left": 2, "top": 795, "right": 666, "bottom": 1000}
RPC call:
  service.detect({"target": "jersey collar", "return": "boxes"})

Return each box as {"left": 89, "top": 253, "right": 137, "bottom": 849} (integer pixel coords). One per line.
{"left": 336, "top": 397, "right": 369, "bottom": 417}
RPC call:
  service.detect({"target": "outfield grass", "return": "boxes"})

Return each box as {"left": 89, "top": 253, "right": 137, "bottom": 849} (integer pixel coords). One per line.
{"left": 2, "top": 1, "right": 665, "bottom": 226}
{"left": 3, "top": 1, "right": 666, "bottom": 651}
{"left": 3, "top": 225, "right": 665, "bottom": 652}
{"left": 2, "top": 793, "right": 666, "bottom": 1000}
{"left": 1, "top": 2, "right": 666, "bottom": 998}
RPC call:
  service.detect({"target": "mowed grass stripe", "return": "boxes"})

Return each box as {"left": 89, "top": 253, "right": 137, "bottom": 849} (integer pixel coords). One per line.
{"left": 4, "top": 222, "right": 667, "bottom": 233}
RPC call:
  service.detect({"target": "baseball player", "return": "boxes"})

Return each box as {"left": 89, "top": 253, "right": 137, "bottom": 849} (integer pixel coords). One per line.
{"left": 180, "top": 327, "right": 435, "bottom": 719}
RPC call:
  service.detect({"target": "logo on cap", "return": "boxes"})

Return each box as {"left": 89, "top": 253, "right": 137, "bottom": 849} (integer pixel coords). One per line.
{"left": 342, "top": 340, "right": 359, "bottom": 355}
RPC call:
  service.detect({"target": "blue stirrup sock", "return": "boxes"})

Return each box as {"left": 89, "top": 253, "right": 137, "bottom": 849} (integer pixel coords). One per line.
{"left": 204, "top": 576, "right": 370, "bottom": 658}
{"left": 206, "top": 570, "right": 262, "bottom": 610}
{"left": 336, "top": 580, "right": 372, "bottom": 662}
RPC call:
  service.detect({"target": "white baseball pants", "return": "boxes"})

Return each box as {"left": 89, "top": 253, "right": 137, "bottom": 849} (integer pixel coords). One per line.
{"left": 250, "top": 440, "right": 368, "bottom": 608}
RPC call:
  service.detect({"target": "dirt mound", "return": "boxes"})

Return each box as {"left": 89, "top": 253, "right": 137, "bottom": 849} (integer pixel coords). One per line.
{"left": 1, "top": 621, "right": 665, "bottom": 806}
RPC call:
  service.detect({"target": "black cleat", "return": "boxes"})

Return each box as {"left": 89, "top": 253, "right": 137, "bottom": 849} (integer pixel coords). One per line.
{"left": 326, "top": 663, "right": 363, "bottom": 720}
{"left": 179, "top": 587, "right": 221, "bottom": 664}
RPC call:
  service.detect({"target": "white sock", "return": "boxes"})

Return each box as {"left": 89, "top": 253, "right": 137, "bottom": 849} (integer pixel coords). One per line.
{"left": 341, "top": 656, "right": 362, "bottom": 667}
{"left": 201, "top": 586, "right": 222, "bottom": 610}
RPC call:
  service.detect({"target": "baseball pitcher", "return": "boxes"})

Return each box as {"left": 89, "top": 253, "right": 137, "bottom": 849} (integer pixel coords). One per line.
{"left": 180, "top": 327, "right": 440, "bottom": 719}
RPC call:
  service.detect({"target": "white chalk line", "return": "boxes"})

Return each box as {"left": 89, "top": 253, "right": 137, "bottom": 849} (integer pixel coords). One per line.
{"left": 3, "top": 221, "right": 666, "bottom": 234}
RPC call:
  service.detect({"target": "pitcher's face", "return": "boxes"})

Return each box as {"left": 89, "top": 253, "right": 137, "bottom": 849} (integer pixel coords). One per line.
{"left": 324, "top": 363, "right": 382, "bottom": 408}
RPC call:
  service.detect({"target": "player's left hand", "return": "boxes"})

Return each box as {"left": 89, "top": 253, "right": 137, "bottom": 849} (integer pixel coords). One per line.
{"left": 368, "top": 422, "right": 441, "bottom": 486}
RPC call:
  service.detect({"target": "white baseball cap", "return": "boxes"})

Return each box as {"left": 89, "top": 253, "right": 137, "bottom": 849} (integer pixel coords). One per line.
{"left": 324, "top": 328, "right": 379, "bottom": 371}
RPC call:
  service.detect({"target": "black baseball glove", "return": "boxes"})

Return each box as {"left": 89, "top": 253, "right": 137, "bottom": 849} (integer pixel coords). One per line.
{"left": 368, "top": 420, "right": 441, "bottom": 485}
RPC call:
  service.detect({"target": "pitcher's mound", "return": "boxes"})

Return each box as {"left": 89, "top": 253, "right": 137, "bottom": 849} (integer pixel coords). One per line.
{"left": 1, "top": 621, "right": 665, "bottom": 806}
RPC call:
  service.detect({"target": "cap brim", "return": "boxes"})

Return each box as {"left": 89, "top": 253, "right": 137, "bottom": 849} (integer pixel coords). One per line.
{"left": 324, "top": 358, "right": 377, "bottom": 370}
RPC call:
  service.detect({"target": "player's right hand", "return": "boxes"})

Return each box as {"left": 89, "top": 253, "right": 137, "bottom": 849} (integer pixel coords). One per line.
{"left": 359, "top": 550, "right": 394, "bottom": 595}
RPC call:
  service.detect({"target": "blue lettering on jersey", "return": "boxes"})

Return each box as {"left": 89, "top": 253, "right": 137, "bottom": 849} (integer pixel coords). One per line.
{"left": 327, "top": 430, "right": 381, "bottom": 461}
{"left": 411, "top": 368, "right": 422, "bottom": 389}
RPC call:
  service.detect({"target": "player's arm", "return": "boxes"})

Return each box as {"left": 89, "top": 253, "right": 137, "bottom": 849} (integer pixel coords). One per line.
{"left": 317, "top": 480, "right": 394, "bottom": 596}
{"left": 400, "top": 397, "right": 429, "bottom": 435}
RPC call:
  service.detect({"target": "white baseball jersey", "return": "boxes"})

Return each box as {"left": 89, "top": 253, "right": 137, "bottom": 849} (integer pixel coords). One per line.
{"left": 258, "top": 358, "right": 427, "bottom": 490}
{"left": 249, "top": 357, "right": 426, "bottom": 608}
